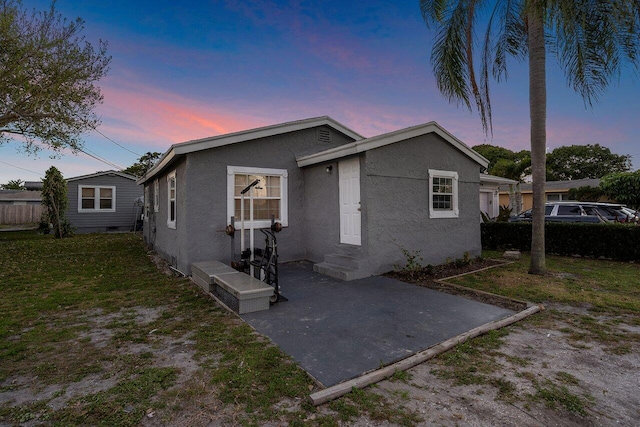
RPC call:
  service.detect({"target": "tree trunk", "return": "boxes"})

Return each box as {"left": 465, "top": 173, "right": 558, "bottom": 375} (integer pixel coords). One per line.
{"left": 527, "top": 5, "right": 547, "bottom": 275}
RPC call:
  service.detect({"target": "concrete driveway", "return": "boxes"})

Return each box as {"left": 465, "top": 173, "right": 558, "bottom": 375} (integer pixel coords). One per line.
{"left": 241, "top": 261, "right": 515, "bottom": 387}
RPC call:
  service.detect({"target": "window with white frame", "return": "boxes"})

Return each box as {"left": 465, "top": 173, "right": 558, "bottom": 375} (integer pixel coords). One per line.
{"left": 167, "top": 171, "right": 176, "bottom": 229}
{"left": 227, "top": 166, "right": 288, "bottom": 229}
{"left": 429, "top": 170, "right": 459, "bottom": 218}
{"left": 153, "top": 179, "right": 159, "bottom": 212}
{"left": 78, "top": 185, "right": 116, "bottom": 212}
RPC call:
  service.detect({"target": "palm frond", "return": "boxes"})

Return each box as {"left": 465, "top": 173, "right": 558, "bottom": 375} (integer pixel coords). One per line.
{"left": 422, "top": 0, "right": 496, "bottom": 131}
{"left": 423, "top": 0, "right": 473, "bottom": 109}
{"left": 422, "top": 0, "right": 531, "bottom": 134}
{"left": 480, "top": 0, "right": 527, "bottom": 134}
{"left": 486, "top": 0, "right": 527, "bottom": 83}
{"left": 548, "top": 0, "right": 640, "bottom": 105}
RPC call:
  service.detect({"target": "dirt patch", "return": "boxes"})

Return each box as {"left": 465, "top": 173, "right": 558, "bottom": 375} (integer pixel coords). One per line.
{"left": 373, "top": 305, "right": 640, "bottom": 426}
{"left": 0, "top": 306, "right": 201, "bottom": 414}
{"left": 377, "top": 260, "right": 640, "bottom": 426}
{"left": 386, "top": 258, "right": 505, "bottom": 283}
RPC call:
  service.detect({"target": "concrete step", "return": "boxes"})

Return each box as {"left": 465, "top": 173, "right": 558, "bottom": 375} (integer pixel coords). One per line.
{"left": 313, "top": 262, "right": 370, "bottom": 281}
{"left": 334, "top": 243, "right": 362, "bottom": 256}
{"left": 323, "top": 253, "right": 363, "bottom": 270}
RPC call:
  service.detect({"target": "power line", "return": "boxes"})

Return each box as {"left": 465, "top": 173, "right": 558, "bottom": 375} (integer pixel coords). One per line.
{"left": 77, "top": 146, "right": 125, "bottom": 171}
{"left": 0, "top": 149, "right": 124, "bottom": 180}
{"left": 0, "top": 160, "right": 44, "bottom": 177}
{"left": 92, "top": 128, "right": 142, "bottom": 157}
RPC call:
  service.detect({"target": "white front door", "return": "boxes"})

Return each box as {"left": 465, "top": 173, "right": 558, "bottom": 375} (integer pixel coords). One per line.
{"left": 479, "top": 190, "right": 494, "bottom": 218}
{"left": 339, "top": 157, "right": 361, "bottom": 245}
{"left": 480, "top": 191, "right": 490, "bottom": 217}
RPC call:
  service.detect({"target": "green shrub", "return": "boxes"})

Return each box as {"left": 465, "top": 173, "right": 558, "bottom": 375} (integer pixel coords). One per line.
{"left": 481, "top": 222, "right": 640, "bottom": 261}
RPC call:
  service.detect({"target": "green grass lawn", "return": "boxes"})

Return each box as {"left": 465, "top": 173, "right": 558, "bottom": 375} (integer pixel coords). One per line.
{"left": 457, "top": 250, "right": 640, "bottom": 315}
{"left": 0, "top": 231, "right": 419, "bottom": 426}
{"left": 1, "top": 232, "right": 638, "bottom": 426}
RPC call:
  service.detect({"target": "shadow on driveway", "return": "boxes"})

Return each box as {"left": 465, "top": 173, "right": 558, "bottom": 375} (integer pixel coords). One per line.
{"left": 241, "top": 261, "right": 515, "bottom": 387}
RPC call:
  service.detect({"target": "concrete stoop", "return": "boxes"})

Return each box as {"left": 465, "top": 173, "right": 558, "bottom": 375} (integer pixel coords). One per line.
{"left": 313, "top": 244, "right": 370, "bottom": 281}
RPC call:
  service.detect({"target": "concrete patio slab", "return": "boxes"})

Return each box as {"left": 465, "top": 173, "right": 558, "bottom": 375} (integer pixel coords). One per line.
{"left": 241, "top": 261, "right": 516, "bottom": 387}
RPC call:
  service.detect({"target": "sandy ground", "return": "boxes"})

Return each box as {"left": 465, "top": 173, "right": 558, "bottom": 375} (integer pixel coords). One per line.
{"left": 2, "top": 292, "right": 638, "bottom": 426}
{"left": 368, "top": 303, "right": 640, "bottom": 427}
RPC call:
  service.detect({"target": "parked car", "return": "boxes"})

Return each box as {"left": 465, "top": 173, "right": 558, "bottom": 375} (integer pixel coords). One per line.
{"left": 580, "top": 203, "right": 631, "bottom": 223}
{"left": 617, "top": 206, "right": 639, "bottom": 223}
{"left": 509, "top": 202, "right": 611, "bottom": 223}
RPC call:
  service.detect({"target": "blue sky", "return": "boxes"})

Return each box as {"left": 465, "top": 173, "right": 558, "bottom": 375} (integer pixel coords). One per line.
{"left": 2, "top": 0, "right": 639, "bottom": 184}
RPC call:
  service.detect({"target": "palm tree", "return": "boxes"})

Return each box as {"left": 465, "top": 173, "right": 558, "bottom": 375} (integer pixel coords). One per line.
{"left": 420, "top": 0, "right": 640, "bottom": 274}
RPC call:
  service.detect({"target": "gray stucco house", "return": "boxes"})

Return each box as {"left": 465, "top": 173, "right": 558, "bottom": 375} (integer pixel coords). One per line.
{"left": 139, "top": 116, "right": 489, "bottom": 280}
{"left": 66, "top": 171, "right": 143, "bottom": 233}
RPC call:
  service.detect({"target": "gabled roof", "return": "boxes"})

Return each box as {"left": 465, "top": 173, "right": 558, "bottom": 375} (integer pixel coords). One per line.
{"left": 480, "top": 174, "right": 518, "bottom": 185}
{"left": 515, "top": 178, "right": 601, "bottom": 193}
{"left": 296, "top": 121, "right": 489, "bottom": 168}
{"left": 0, "top": 190, "right": 42, "bottom": 201}
{"left": 67, "top": 170, "right": 138, "bottom": 182}
{"left": 139, "top": 116, "right": 364, "bottom": 184}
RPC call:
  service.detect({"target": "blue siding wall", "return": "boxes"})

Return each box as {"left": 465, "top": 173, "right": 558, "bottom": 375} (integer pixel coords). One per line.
{"left": 66, "top": 174, "right": 143, "bottom": 233}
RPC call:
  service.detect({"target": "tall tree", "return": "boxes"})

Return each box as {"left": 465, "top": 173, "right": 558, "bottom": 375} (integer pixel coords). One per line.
{"left": 122, "top": 152, "right": 162, "bottom": 178}
{"left": 420, "top": 0, "right": 640, "bottom": 275}
{"left": 600, "top": 171, "right": 640, "bottom": 210}
{"left": 546, "top": 144, "right": 631, "bottom": 180}
{"left": 0, "top": 0, "right": 111, "bottom": 154}
{"left": 42, "top": 166, "right": 70, "bottom": 238}
{"left": 473, "top": 144, "right": 531, "bottom": 180}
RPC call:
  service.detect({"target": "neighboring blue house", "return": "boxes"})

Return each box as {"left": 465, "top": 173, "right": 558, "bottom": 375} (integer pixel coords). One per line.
{"left": 66, "top": 171, "right": 143, "bottom": 233}
{"left": 138, "top": 116, "right": 489, "bottom": 280}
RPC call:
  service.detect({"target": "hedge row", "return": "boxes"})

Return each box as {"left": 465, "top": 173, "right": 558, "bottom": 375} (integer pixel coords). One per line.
{"left": 481, "top": 222, "right": 640, "bottom": 261}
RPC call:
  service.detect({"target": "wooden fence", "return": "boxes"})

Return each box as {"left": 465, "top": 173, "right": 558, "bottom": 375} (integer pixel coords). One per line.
{"left": 0, "top": 204, "right": 44, "bottom": 225}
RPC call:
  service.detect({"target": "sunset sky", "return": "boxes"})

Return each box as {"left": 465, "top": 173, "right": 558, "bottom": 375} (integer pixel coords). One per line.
{"left": 2, "top": 0, "right": 639, "bottom": 184}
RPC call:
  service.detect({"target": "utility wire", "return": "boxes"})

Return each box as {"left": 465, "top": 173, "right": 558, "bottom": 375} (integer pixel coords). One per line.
{"left": 0, "top": 160, "right": 44, "bottom": 177}
{"left": 77, "top": 146, "right": 125, "bottom": 171}
{"left": 92, "top": 127, "right": 142, "bottom": 157}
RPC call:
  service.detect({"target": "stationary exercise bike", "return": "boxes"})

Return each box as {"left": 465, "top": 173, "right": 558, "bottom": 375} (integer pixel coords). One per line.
{"left": 250, "top": 222, "right": 287, "bottom": 303}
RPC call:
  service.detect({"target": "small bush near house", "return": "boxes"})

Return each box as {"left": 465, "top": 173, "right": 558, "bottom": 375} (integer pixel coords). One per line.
{"left": 481, "top": 222, "right": 640, "bottom": 261}
{"left": 497, "top": 205, "right": 512, "bottom": 222}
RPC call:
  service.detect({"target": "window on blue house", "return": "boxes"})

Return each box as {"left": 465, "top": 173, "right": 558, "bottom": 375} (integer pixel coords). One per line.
{"left": 78, "top": 185, "right": 116, "bottom": 212}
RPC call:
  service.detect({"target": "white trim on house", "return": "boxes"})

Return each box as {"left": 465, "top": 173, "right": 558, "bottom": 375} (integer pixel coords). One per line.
{"left": 167, "top": 171, "right": 176, "bottom": 229}
{"left": 68, "top": 170, "right": 137, "bottom": 182}
{"left": 77, "top": 185, "right": 117, "bottom": 213}
{"left": 429, "top": 170, "right": 459, "bottom": 219}
{"left": 139, "top": 117, "right": 363, "bottom": 185}
{"left": 226, "top": 165, "right": 289, "bottom": 229}
{"left": 297, "top": 122, "right": 489, "bottom": 169}
{"left": 144, "top": 186, "right": 150, "bottom": 221}
{"left": 479, "top": 173, "right": 517, "bottom": 185}
{"left": 153, "top": 179, "right": 159, "bottom": 212}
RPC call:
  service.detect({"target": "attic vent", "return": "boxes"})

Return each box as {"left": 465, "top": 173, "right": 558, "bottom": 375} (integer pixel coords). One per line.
{"left": 317, "top": 129, "right": 332, "bottom": 144}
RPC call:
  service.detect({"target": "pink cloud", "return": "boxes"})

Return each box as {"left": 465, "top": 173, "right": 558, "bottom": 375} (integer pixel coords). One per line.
{"left": 96, "top": 76, "right": 271, "bottom": 151}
